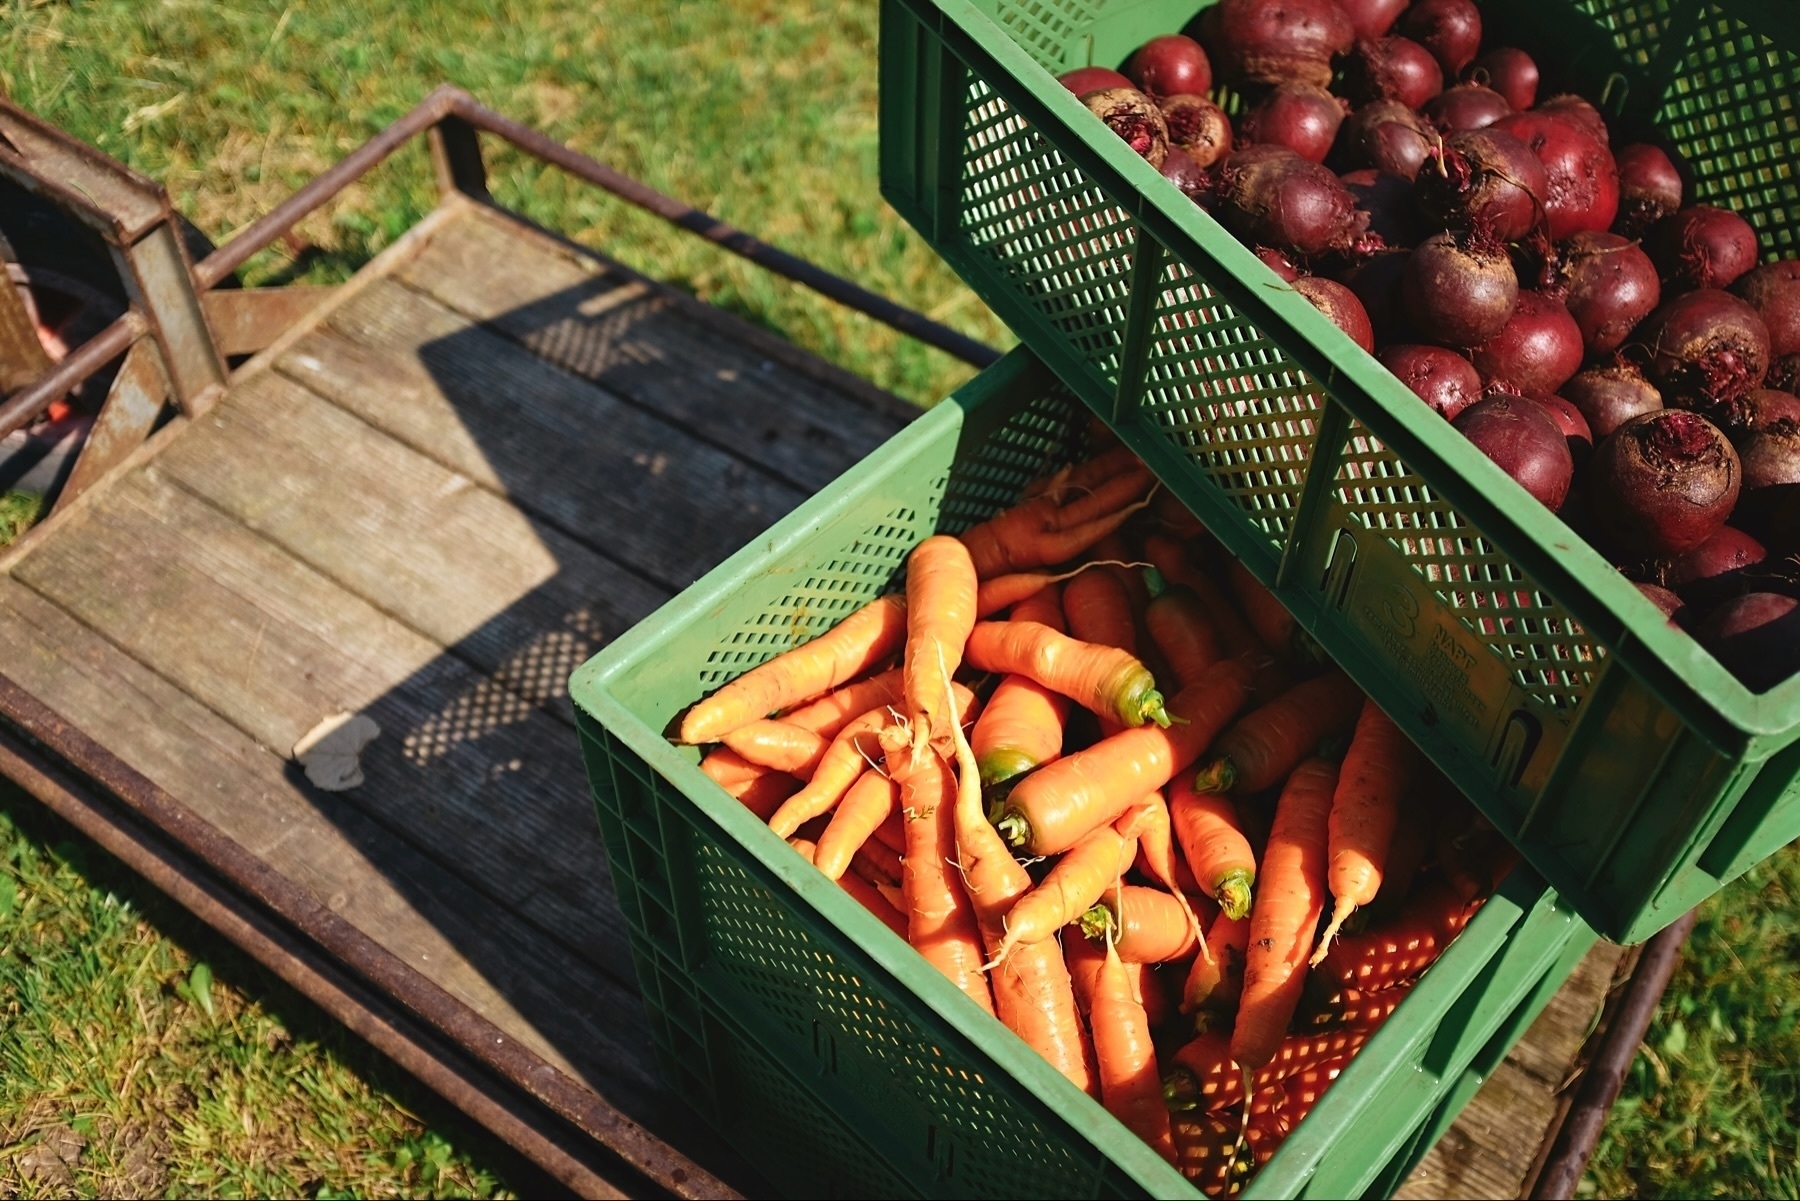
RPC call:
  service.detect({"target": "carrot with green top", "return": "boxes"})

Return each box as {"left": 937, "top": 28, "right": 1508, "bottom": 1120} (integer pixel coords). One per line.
{"left": 970, "top": 674, "right": 1069, "bottom": 797}
{"left": 964, "top": 621, "right": 1170, "bottom": 731}
{"left": 1313, "top": 700, "right": 1419, "bottom": 964}
{"left": 1079, "top": 884, "right": 1200, "bottom": 963}
{"left": 902, "top": 536, "right": 980, "bottom": 763}
{"left": 721, "top": 720, "right": 829, "bottom": 777}
{"left": 814, "top": 769, "right": 900, "bottom": 881}
{"left": 994, "top": 660, "right": 1251, "bottom": 856}
{"left": 679, "top": 593, "right": 907, "bottom": 744}
{"left": 990, "top": 824, "right": 1138, "bottom": 963}
{"left": 1063, "top": 562, "right": 1140, "bottom": 654}
{"left": 1169, "top": 775, "right": 1256, "bottom": 921}
{"left": 1144, "top": 572, "right": 1221, "bottom": 689}
{"left": 1192, "top": 672, "right": 1365, "bottom": 795}
{"left": 959, "top": 461, "right": 1154, "bottom": 578}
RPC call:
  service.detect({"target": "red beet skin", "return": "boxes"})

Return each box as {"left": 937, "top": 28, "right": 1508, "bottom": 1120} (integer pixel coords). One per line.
{"left": 1083, "top": 87, "right": 1170, "bottom": 168}
{"left": 1422, "top": 83, "right": 1512, "bottom": 133}
{"left": 1339, "top": 250, "right": 1410, "bottom": 337}
{"left": 1668, "top": 526, "right": 1766, "bottom": 597}
{"left": 1648, "top": 206, "right": 1761, "bottom": 292}
{"left": 1554, "top": 232, "right": 1662, "bottom": 357}
{"left": 1613, "top": 143, "right": 1685, "bottom": 239}
{"left": 1697, "top": 592, "right": 1800, "bottom": 692}
{"left": 1471, "top": 291, "right": 1585, "bottom": 396}
{"left": 1239, "top": 83, "right": 1347, "bottom": 163}
{"left": 1735, "top": 388, "right": 1800, "bottom": 434}
{"left": 1343, "top": 168, "right": 1424, "bottom": 247}
{"left": 1493, "top": 111, "right": 1619, "bottom": 240}
{"left": 1196, "top": 0, "right": 1355, "bottom": 88}
{"left": 1338, "top": 0, "right": 1409, "bottom": 39}
{"left": 1635, "top": 289, "right": 1771, "bottom": 419}
{"left": 1537, "top": 94, "right": 1611, "bottom": 145}
{"left": 1452, "top": 393, "right": 1575, "bottom": 510}
{"left": 1402, "top": 233, "right": 1519, "bottom": 347}
{"left": 1399, "top": 0, "right": 1482, "bottom": 77}
{"left": 1379, "top": 344, "right": 1483, "bottom": 419}
{"left": 1341, "top": 99, "right": 1437, "bottom": 179}
{"left": 1464, "top": 48, "right": 1539, "bottom": 111}
{"left": 1126, "top": 35, "right": 1214, "bottom": 99}
{"left": 1344, "top": 37, "right": 1444, "bottom": 109}
{"left": 1538, "top": 393, "right": 1595, "bottom": 464}
{"left": 1215, "top": 148, "right": 1368, "bottom": 256}
{"left": 1635, "top": 581, "right": 1688, "bottom": 623}
{"left": 1731, "top": 261, "right": 1800, "bottom": 358}
{"left": 1059, "top": 67, "right": 1133, "bottom": 95}
{"left": 1414, "top": 128, "right": 1547, "bottom": 243}
{"left": 1562, "top": 365, "right": 1664, "bottom": 438}
{"left": 1734, "top": 419, "right": 1800, "bottom": 542}
{"left": 1589, "top": 409, "right": 1741, "bottom": 561}
{"left": 1294, "top": 277, "right": 1376, "bottom": 350}
{"left": 1161, "top": 94, "right": 1233, "bottom": 167}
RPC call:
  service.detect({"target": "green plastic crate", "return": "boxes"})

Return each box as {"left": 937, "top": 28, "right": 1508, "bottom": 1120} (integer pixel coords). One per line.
{"left": 572, "top": 348, "right": 1596, "bottom": 1199}
{"left": 878, "top": 0, "right": 1800, "bottom": 944}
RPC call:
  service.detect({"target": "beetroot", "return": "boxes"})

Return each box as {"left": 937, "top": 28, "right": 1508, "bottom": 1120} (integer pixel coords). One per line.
{"left": 1083, "top": 88, "right": 1169, "bottom": 167}
{"left": 1553, "top": 232, "right": 1662, "bottom": 357}
{"left": 1160, "top": 146, "right": 1210, "bottom": 199}
{"left": 1731, "top": 261, "right": 1800, "bottom": 358}
{"left": 1125, "top": 35, "right": 1214, "bottom": 99}
{"left": 1414, "top": 128, "right": 1547, "bottom": 243}
{"left": 1343, "top": 168, "right": 1423, "bottom": 247}
{"left": 1215, "top": 147, "right": 1369, "bottom": 256}
{"left": 1256, "top": 246, "right": 1305, "bottom": 281}
{"left": 1464, "top": 48, "right": 1539, "bottom": 111}
{"left": 1538, "top": 392, "right": 1595, "bottom": 464}
{"left": 1058, "top": 67, "right": 1133, "bottom": 95}
{"left": 1399, "top": 0, "right": 1482, "bottom": 77}
{"left": 1239, "top": 83, "right": 1347, "bottom": 163}
{"left": 1422, "top": 84, "right": 1512, "bottom": 133}
{"left": 1196, "top": 0, "right": 1355, "bottom": 88}
{"left": 1563, "top": 364, "right": 1664, "bottom": 438}
{"left": 1613, "top": 144, "right": 1685, "bottom": 239}
{"left": 1344, "top": 37, "right": 1444, "bottom": 110}
{"left": 1697, "top": 592, "right": 1800, "bottom": 691}
{"left": 1340, "top": 99, "right": 1437, "bottom": 179}
{"left": 1379, "top": 344, "right": 1483, "bottom": 418}
{"left": 1402, "top": 232, "right": 1519, "bottom": 346}
{"left": 1338, "top": 0, "right": 1409, "bottom": 39}
{"left": 1635, "top": 289, "right": 1770, "bottom": 418}
{"left": 1339, "top": 249, "right": 1410, "bottom": 336}
{"left": 1733, "top": 419, "right": 1800, "bottom": 543}
{"left": 1493, "top": 111, "right": 1619, "bottom": 240}
{"left": 1734, "top": 388, "right": 1800, "bottom": 435}
{"left": 1160, "top": 94, "right": 1233, "bottom": 168}
{"left": 1452, "top": 392, "right": 1575, "bottom": 509}
{"left": 1471, "top": 290, "right": 1584, "bottom": 396}
{"left": 1668, "top": 526, "right": 1766, "bottom": 603}
{"left": 1635, "top": 581, "right": 1688, "bottom": 623}
{"left": 1537, "top": 94, "right": 1611, "bottom": 145}
{"left": 1589, "top": 409, "right": 1741, "bottom": 561}
{"left": 1294, "top": 276, "right": 1375, "bottom": 350}
{"left": 1648, "top": 206, "right": 1760, "bottom": 292}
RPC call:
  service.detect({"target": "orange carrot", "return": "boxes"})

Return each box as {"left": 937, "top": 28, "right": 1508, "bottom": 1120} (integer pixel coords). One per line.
{"left": 1063, "top": 565, "right": 1139, "bottom": 654}
{"left": 768, "top": 707, "right": 896, "bottom": 838}
{"left": 959, "top": 462, "right": 1154, "bottom": 578}
{"left": 1009, "top": 583, "right": 1067, "bottom": 631}
{"left": 720, "top": 720, "right": 829, "bottom": 777}
{"left": 679, "top": 593, "right": 907, "bottom": 743}
{"left": 902, "top": 536, "right": 980, "bottom": 763}
{"left": 814, "top": 769, "right": 900, "bottom": 881}
{"left": 1313, "top": 700, "right": 1419, "bottom": 964}
{"left": 1114, "top": 791, "right": 1192, "bottom": 923}
{"left": 1364, "top": 791, "right": 1432, "bottom": 926}
{"left": 1141, "top": 534, "right": 1265, "bottom": 666}
{"left": 1228, "top": 557, "right": 1321, "bottom": 666}
{"left": 1022, "top": 445, "right": 1142, "bottom": 500}
{"left": 992, "top": 825, "right": 1138, "bottom": 962}
{"left": 1182, "top": 913, "right": 1249, "bottom": 1016}
{"left": 777, "top": 667, "right": 905, "bottom": 738}
{"left": 700, "top": 748, "right": 800, "bottom": 820}
{"left": 1092, "top": 940, "right": 1177, "bottom": 1164}
{"left": 1232, "top": 757, "right": 1339, "bottom": 1075}
{"left": 970, "top": 675, "right": 1069, "bottom": 794}
{"left": 853, "top": 838, "right": 903, "bottom": 887}
{"left": 1081, "top": 884, "right": 1200, "bottom": 963}
{"left": 699, "top": 747, "right": 764, "bottom": 790}
{"left": 1318, "top": 872, "right": 1478, "bottom": 992}
{"left": 995, "top": 661, "right": 1252, "bottom": 856}
{"left": 964, "top": 620, "right": 1170, "bottom": 730}
{"left": 975, "top": 562, "right": 1143, "bottom": 620}
{"left": 942, "top": 662, "right": 1096, "bottom": 1095}
{"left": 873, "top": 807, "right": 905, "bottom": 856}
{"left": 1144, "top": 576, "right": 1221, "bottom": 690}
{"left": 787, "top": 837, "right": 817, "bottom": 863}
{"left": 1193, "top": 672, "right": 1365, "bottom": 795}
{"left": 839, "top": 869, "right": 909, "bottom": 939}
{"left": 1169, "top": 775, "right": 1256, "bottom": 920}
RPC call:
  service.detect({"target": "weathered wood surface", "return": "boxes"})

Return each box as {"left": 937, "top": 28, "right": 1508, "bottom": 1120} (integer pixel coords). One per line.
{"left": 1398, "top": 940, "right": 1628, "bottom": 1200}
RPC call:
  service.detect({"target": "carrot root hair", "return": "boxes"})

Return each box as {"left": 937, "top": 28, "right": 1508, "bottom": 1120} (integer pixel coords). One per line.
{"left": 1310, "top": 896, "right": 1356, "bottom": 968}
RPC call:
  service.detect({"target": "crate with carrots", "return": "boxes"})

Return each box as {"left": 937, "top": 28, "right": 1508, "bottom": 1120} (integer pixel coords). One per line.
{"left": 573, "top": 347, "right": 1595, "bottom": 1198}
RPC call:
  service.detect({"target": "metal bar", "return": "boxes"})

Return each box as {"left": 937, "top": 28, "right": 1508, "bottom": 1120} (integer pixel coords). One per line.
{"left": 1528, "top": 909, "right": 1700, "bottom": 1200}
{"left": 0, "top": 308, "right": 144, "bottom": 439}
{"left": 429, "top": 115, "right": 491, "bottom": 202}
{"left": 54, "top": 337, "right": 169, "bottom": 512}
{"left": 443, "top": 90, "right": 1001, "bottom": 369}
{"left": 0, "top": 259, "right": 52, "bottom": 391}
{"left": 0, "top": 672, "right": 738, "bottom": 1201}
{"left": 114, "top": 220, "right": 227, "bottom": 411}
{"left": 0, "top": 725, "right": 638, "bottom": 1200}
{"left": 193, "top": 86, "right": 462, "bottom": 291}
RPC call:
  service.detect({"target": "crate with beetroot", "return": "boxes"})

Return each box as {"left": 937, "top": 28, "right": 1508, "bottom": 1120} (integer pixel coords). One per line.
{"left": 879, "top": 0, "right": 1800, "bottom": 943}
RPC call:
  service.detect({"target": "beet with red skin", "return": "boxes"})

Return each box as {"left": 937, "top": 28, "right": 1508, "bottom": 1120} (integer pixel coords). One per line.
{"left": 1414, "top": 128, "right": 1547, "bottom": 243}
{"left": 1562, "top": 364, "right": 1664, "bottom": 438}
{"left": 1733, "top": 388, "right": 1800, "bottom": 436}
{"left": 1731, "top": 261, "right": 1800, "bottom": 359}
{"left": 1422, "top": 84, "right": 1512, "bottom": 133}
{"left": 1536, "top": 95, "right": 1610, "bottom": 145}
{"left": 1338, "top": 0, "right": 1409, "bottom": 39}
{"left": 1403, "top": 232, "right": 1520, "bottom": 347}
{"left": 1399, "top": 0, "right": 1482, "bottom": 77}
{"left": 1239, "top": 83, "right": 1347, "bottom": 163}
{"left": 1553, "top": 231, "right": 1662, "bottom": 357}
{"left": 1126, "top": 34, "right": 1214, "bottom": 99}
{"left": 1256, "top": 246, "right": 1305, "bottom": 281}
{"left": 1342, "top": 168, "right": 1423, "bottom": 246}
{"left": 1083, "top": 87, "right": 1170, "bottom": 168}
{"left": 1294, "top": 276, "right": 1376, "bottom": 351}
{"left": 1160, "top": 94, "right": 1233, "bottom": 168}
{"left": 1733, "top": 419, "right": 1800, "bottom": 544}
{"left": 1463, "top": 48, "right": 1539, "bottom": 111}
{"left": 1344, "top": 37, "right": 1444, "bottom": 110}
{"left": 1215, "top": 147, "right": 1369, "bottom": 256}
{"left": 1493, "top": 111, "right": 1619, "bottom": 240}
{"left": 1471, "top": 291, "right": 1585, "bottom": 396}
{"left": 1340, "top": 100, "right": 1437, "bottom": 179}
{"left": 1160, "top": 146, "right": 1210, "bottom": 200}
{"left": 1697, "top": 592, "right": 1800, "bottom": 692}
{"left": 1538, "top": 392, "right": 1595, "bottom": 465}
{"left": 1635, "top": 581, "right": 1688, "bottom": 624}
{"left": 1452, "top": 392, "right": 1575, "bottom": 510}
{"left": 1379, "top": 344, "right": 1483, "bottom": 419}
{"left": 1648, "top": 206, "right": 1760, "bottom": 292}
{"left": 1634, "top": 289, "right": 1770, "bottom": 419}
{"left": 1195, "top": 0, "right": 1355, "bottom": 89}
{"left": 1613, "top": 144, "right": 1685, "bottom": 239}
{"left": 1339, "top": 249, "right": 1410, "bottom": 336}
{"left": 1058, "top": 67, "right": 1133, "bottom": 95}
{"left": 1588, "top": 409, "right": 1741, "bottom": 561}
{"left": 1668, "top": 526, "right": 1766, "bottom": 604}
{"left": 1769, "top": 356, "right": 1800, "bottom": 395}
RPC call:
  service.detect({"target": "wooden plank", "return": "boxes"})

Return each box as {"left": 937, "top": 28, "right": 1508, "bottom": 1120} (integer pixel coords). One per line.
{"left": 13, "top": 469, "right": 626, "bottom": 968}
{"left": 201, "top": 286, "right": 340, "bottom": 356}
{"left": 154, "top": 369, "right": 671, "bottom": 724}
{"left": 1504, "top": 941, "right": 1626, "bottom": 1088}
{"left": 395, "top": 206, "right": 911, "bottom": 493}
{"left": 275, "top": 279, "right": 808, "bottom": 591}
{"left": 0, "top": 575, "right": 660, "bottom": 1105}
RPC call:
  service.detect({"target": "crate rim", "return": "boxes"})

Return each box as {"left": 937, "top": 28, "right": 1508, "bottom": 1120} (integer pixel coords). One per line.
{"left": 895, "top": 0, "right": 1800, "bottom": 744}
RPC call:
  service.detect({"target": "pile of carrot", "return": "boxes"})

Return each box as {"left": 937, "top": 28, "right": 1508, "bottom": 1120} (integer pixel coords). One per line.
{"left": 677, "top": 437, "right": 1519, "bottom": 1193}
